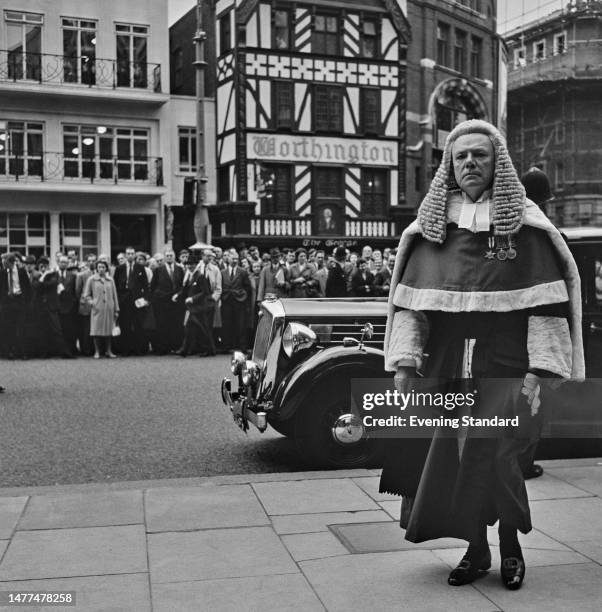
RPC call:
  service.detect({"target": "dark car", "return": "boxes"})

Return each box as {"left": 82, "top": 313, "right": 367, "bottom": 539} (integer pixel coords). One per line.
{"left": 222, "top": 229, "right": 602, "bottom": 468}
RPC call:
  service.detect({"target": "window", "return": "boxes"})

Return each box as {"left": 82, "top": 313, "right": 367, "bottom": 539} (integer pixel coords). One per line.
{"left": 116, "top": 23, "right": 148, "bottom": 88}
{"left": 5, "top": 11, "right": 43, "bottom": 81}
{"left": 360, "top": 88, "right": 381, "bottom": 135}
{"left": 361, "top": 18, "right": 378, "bottom": 58}
{"left": 458, "top": 0, "right": 481, "bottom": 11}
{"left": 62, "top": 18, "right": 96, "bottom": 85}
{"left": 554, "top": 32, "right": 567, "bottom": 55}
{"left": 63, "top": 125, "right": 149, "bottom": 181}
{"left": 273, "top": 9, "right": 290, "bottom": 49}
{"left": 436, "top": 23, "right": 449, "bottom": 66}
{"left": 454, "top": 29, "right": 467, "bottom": 72}
{"left": 315, "top": 167, "right": 343, "bottom": 198}
{"left": 273, "top": 81, "right": 294, "bottom": 129}
{"left": 217, "top": 166, "right": 230, "bottom": 202}
{"left": 60, "top": 214, "right": 99, "bottom": 260}
{"left": 219, "top": 13, "right": 232, "bottom": 55}
{"left": 471, "top": 36, "right": 482, "bottom": 78}
{"left": 555, "top": 121, "right": 565, "bottom": 144}
{"left": 314, "top": 85, "right": 343, "bottom": 132}
{"left": 554, "top": 162, "right": 565, "bottom": 189}
{"left": 362, "top": 169, "right": 388, "bottom": 216}
{"left": 178, "top": 127, "right": 196, "bottom": 173}
{"left": 533, "top": 40, "right": 546, "bottom": 62}
{"left": 0, "top": 121, "right": 43, "bottom": 178}
{"left": 0, "top": 212, "right": 49, "bottom": 257}
{"left": 261, "top": 165, "right": 292, "bottom": 215}
{"left": 312, "top": 14, "right": 339, "bottom": 55}
{"left": 513, "top": 46, "right": 526, "bottom": 68}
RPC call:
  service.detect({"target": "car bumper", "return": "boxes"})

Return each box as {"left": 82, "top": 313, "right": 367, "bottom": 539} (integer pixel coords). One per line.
{"left": 221, "top": 377, "right": 268, "bottom": 433}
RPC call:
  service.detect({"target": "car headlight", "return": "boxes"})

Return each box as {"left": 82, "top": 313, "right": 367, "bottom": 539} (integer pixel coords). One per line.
{"left": 241, "top": 360, "right": 260, "bottom": 386}
{"left": 231, "top": 351, "right": 246, "bottom": 375}
{"left": 282, "top": 322, "right": 317, "bottom": 358}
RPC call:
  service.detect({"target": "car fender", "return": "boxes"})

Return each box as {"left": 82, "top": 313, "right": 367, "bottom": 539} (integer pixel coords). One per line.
{"left": 272, "top": 345, "right": 386, "bottom": 422}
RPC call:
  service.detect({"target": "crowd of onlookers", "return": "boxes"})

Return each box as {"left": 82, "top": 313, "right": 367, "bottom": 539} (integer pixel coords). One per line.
{"left": 0, "top": 244, "right": 396, "bottom": 359}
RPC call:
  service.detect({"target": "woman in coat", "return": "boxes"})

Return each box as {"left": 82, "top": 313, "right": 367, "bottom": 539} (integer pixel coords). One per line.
{"left": 83, "top": 260, "right": 119, "bottom": 359}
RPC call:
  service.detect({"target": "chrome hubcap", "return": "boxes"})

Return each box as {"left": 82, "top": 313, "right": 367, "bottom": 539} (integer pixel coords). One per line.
{"left": 331, "top": 413, "right": 364, "bottom": 445}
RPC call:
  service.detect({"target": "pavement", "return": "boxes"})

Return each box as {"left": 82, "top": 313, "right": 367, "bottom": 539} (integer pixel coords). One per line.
{"left": 0, "top": 458, "right": 601, "bottom": 611}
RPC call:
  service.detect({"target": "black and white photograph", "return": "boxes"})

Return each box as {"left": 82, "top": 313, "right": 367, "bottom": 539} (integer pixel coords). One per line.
{"left": 0, "top": 0, "right": 601, "bottom": 610}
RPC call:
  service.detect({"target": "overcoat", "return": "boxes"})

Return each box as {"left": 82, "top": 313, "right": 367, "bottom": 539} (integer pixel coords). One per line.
{"left": 83, "top": 274, "right": 119, "bottom": 337}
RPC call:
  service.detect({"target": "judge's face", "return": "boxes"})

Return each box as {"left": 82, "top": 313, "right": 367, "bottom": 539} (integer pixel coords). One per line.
{"left": 452, "top": 133, "right": 494, "bottom": 202}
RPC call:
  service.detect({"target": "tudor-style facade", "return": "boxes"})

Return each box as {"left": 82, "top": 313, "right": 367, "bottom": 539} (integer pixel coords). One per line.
{"left": 209, "top": 0, "right": 411, "bottom": 250}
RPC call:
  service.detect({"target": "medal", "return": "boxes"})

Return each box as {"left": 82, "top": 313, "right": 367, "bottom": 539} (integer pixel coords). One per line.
{"left": 497, "top": 249, "right": 507, "bottom": 261}
{"left": 506, "top": 236, "right": 517, "bottom": 259}
{"left": 484, "top": 236, "right": 495, "bottom": 259}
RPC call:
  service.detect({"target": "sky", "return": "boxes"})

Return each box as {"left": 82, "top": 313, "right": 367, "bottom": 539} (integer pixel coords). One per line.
{"left": 167, "top": 0, "right": 567, "bottom": 33}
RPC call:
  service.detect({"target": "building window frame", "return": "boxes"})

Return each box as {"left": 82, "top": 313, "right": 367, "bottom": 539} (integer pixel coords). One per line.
{"left": 533, "top": 39, "right": 546, "bottom": 62}
{"left": 0, "top": 120, "right": 44, "bottom": 178}
{"left": 59, "top": 213, "right": 100, "bottom": 260}
{"left": 313, "top": 85, "right": 343, "bottom": 133}
{"left": 454, "top": 29, "right": 467, "bottom": 73}
{"left": 219, "top": 12, "right": 232, "bottom": 55}
{"left": 470, "top": 35, "right": 482, "bottom": 78}
{"left": 115, "top": 22, "right": 149, "bottom": 88}
{"left": 360, "top": 87, "right": 381, "bottom": 136}
{"left": 273, "top": 7, "right": 291, "bottom": 50}
{"left": 178, "top": 126, "right": 196, "bottom": 173}
{"left": 312, "top": 12, "right": 340, "bottom": 56}
{"left": 0, "top": 212, "right": 50, "bottom": 257}
{"left": 553, "top": 31, "right": 567, "bottom": 55}
{"left": 260, "top": 163, "right": 293, "bottom": 216}
{"left": 360, "top": 16, "right": 379, "bottom": 58}
{"left": 272, "top": 80, "right": 294, "bottom": 130}
{"left": 361, "top": 168, "right": 388, "bottom": 217}
{"left": 5, "top": 10, "right": 44, "bottom": 81}
{"left": 513, "top": 46, "right": 526, "bottom": 68}
{"left": 436, "top": 22, "right": 450, "bottom": 66}
{"left": 62, "top": 17, "right": 97, "bottom": 85}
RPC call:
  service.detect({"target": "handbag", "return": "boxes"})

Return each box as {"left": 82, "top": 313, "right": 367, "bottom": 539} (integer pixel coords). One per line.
{"left": 112, "top": 323, "right": 121, "bottom": 337}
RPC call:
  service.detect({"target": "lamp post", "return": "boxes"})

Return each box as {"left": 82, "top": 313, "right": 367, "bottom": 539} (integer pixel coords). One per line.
{"left": 192, "top": 0, "right": 210, "bottom": 246}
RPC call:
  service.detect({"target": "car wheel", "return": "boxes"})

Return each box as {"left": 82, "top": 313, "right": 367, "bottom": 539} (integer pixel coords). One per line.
{"left": 294, "top": 385, "right": 383, "bottom": 469}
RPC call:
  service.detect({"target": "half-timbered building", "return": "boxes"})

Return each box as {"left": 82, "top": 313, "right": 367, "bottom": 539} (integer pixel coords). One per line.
{"left": 209, "top": 0, "right": 412, "bottom": 250}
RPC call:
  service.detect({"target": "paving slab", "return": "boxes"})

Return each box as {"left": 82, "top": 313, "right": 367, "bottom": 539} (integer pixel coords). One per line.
{"left": 485, "top": 526, "right": 573, "bottom": 551}
{"left": 282, "top": 532, "right": 350, "bottom": 561}
{"left": 0, "top": 525, "right": 147, "bottom": 581}
{"left": 0, "top": 541, "right": 7, "bottom": 559}
{"left": 0, "top": 573, "right": 150, "bottom": 612}
{"left": 252, "top": 479, "right": 379, "bottom": 515}
{"left": 530, "top": 497, "right": 602, "bottom": 542}
{"left": 148, "top": 526, "right": 298, "bottom": 583}
{"left": 18, "top": 490, "right": 143, "bottom": 530}
{"left": 351, "top": 477, "right": 400, "bottom": 501}
{"left": 474, "top": 562, "right": 602, "bottom": 612}
{"left": 0, "top": 497, "right": 27, "bottom": 539}
{"left": 330, "top": 521, "right": 465, "bottom": 553}
{"left": 145, "top": 484, "right": 268, "bottom": 532}
{"left": 525, "top": 474, "right": 594, "bottom": 501}
{"left": 271, "top": 510, "right": 392, "bottom": 535}
{"left": 152, "top": 574, "right": 325, "bottom": 612}
{"left": 564, "top": 538, "right": 602, "bottom": 564}
{"left": 433, "top": 544, "right": 590, "bottom": 570}
{"left": 378, "top": 500, "right": 400, "bottom": 520}
{"left": 545, "top": 465, "right": 602, "bottom": 496}
{"left": 300, "top": 551, "right": 499, "bottom": 612}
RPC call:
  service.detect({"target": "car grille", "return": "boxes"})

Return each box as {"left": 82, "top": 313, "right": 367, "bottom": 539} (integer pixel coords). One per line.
{"left": 252, "top": 311, "right": 273, "bottom": 367}
{"left": 310, "top": 321, "right": 386, "bottom": 349}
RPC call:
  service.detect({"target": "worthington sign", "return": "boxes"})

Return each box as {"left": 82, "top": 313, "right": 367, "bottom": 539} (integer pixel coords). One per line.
{"left": 247, "top": 133, "right": 398, "bottom": 167}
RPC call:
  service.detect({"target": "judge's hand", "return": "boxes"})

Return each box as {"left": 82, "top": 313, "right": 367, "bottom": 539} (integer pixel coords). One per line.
{"left": 521, "top": 372, "right": 541, "bottom": 416}
{"left": 185, "top": 297, "right": 193, "bottom": 305}
{"left": 394, "top": 366, "right": 416, "bottom": 395}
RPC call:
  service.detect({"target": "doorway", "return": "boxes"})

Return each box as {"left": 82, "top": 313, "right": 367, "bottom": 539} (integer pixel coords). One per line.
{"left": 110, "top": 214, "right": 152, "bottom": 260}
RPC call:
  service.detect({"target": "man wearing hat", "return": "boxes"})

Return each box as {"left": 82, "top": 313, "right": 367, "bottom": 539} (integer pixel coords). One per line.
{"left": 325, "top": 246, "right": 348, "bottom": 297}
{"left": 257, "top": 248, "right": 289, "bottom": 302}
{"left": 0, "top": 252, "right": 32, "bottom": 359}
{"left": 379, "top": 119, "right": 583, "bottom": 591}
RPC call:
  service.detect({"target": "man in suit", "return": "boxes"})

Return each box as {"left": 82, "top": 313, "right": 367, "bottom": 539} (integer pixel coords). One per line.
{"left": 0, "top": 252, "right": 32, "bottom": 359}
{"left": 374, "top": 254, "right": 396, "bottom": 296}
{"left": 75, "top": 253, "right": 97, "bottom": 356}
{"left": 177, "top": 263, "right": 216, "bottom": 357}
{"left": 196, "top": 248, "right": 222, "bottom": 351}
{"left": 326, "top": 246, "right": 348, "bottom": 297}
{"left": 113, "top": 246, "right": 149, "bottom": 355}
{"left": 221, "top": 253, "right": 252, "bottom": 351}
{"left": 350, "top": 258, "right": 375, "bottom": 297}
{"left": 56, "top": 255, "right": 78, "bottom": 355}
{"left": 23, "top": 255, "right": 41, "bottom": 357}
{"left": 151, "top": 249, "right": 184, "bottom": 354}
{"left": 34, "top": 256, "right": 72, "bottom": 358}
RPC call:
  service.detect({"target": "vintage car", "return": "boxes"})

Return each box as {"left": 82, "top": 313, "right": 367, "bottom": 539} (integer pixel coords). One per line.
{"left": 222, "top": 227, "right": 602, "bottom": 468}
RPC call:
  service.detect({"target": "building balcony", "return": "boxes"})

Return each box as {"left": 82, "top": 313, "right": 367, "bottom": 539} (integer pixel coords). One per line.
{"left": 0, "top": 152, "right": 164, "bottom": 192}
{"left": 0, "top": 50, "right": 167, "bottom": 104}
{"left": 508, "top": 41, "right": 602, "bottom": 91}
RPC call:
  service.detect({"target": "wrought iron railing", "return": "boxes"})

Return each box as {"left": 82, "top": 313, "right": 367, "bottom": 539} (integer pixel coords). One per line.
{"left": 0, "top": 152, "right": 163, "bottom": 186}
{"left": 249, "top": 215, "right": 394, "bottom": 237}
{"left": 0, "top": 50, "right": 162, "bottom": 92}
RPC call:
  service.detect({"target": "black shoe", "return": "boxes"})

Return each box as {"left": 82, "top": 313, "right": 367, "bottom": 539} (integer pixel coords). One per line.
{"left": 0, "top": 386, "right": 5, "bottom": 393}
{"left": 448, "top": 549, "right": 492, "bottom": 586}
{"left": 175, "top": 349, "right": 188, "bottom": 357}
{"left": 501, "top": 556, "right": 525, "bottom": 590}
{"left": 523, "top": 464, "right": 544, "bottom": 480}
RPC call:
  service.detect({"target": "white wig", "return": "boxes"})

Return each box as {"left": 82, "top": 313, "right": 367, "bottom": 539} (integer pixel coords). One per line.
{"left": 417, "top": 119, "right": 526, "bottom": 243}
